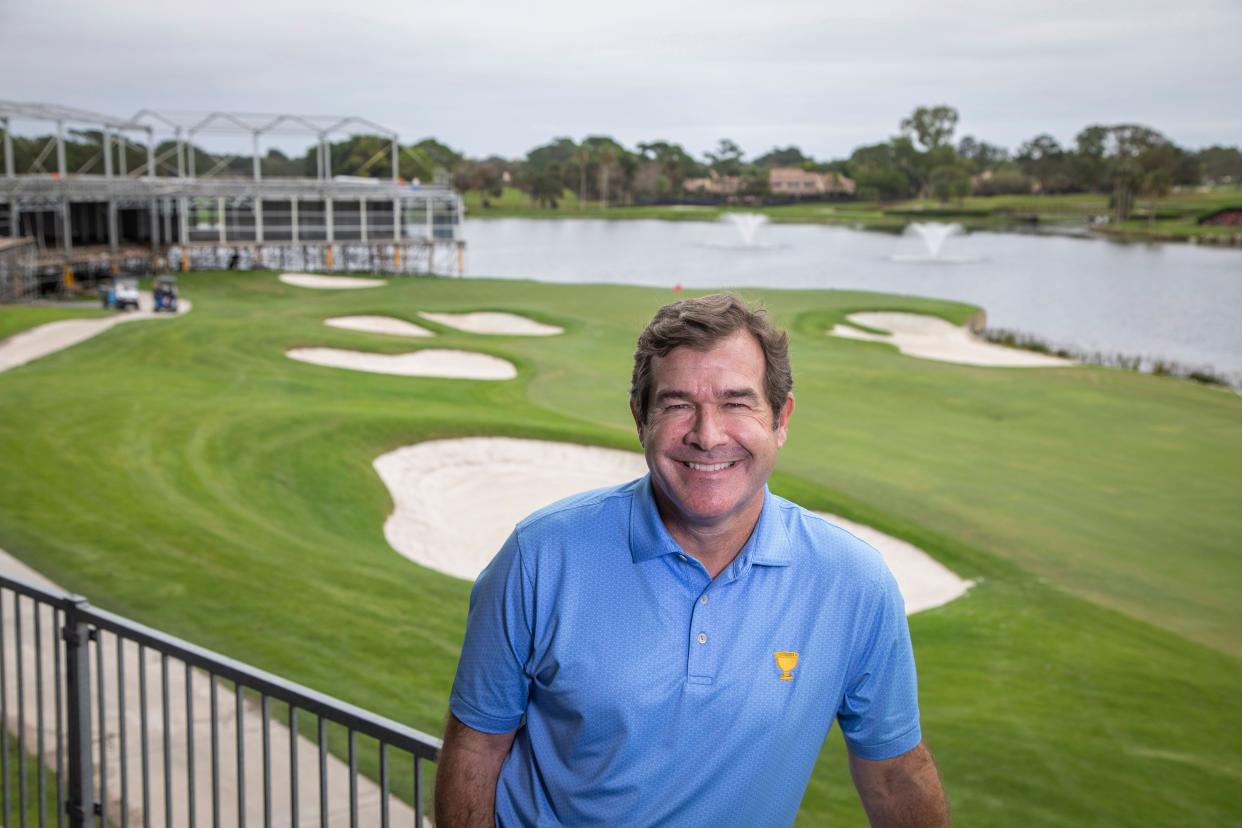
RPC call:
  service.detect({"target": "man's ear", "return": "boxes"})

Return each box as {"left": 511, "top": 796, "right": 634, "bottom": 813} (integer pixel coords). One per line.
{"left": 629, "top": 398, "right": 645, "bottom": 447}
{"left": 774, "top": 393, "right": 795, "bottom": 448}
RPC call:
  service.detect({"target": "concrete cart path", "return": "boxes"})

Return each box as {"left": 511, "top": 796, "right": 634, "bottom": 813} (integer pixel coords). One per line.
{"left": 0, "top": 292, "right": 192, "bottom": 374}
{"left": 0, "top": 548, "right": 424, "bottom": 827}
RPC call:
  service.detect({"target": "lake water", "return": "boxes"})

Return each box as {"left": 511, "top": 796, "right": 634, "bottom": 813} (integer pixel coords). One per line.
{"left": 462, "top": 217, "right": 1242, "bottom": 382}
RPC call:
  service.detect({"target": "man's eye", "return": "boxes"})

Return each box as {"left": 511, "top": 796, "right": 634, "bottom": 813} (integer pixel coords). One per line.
{"left": 665, "top": 403, "right": 692, "bottom": 411}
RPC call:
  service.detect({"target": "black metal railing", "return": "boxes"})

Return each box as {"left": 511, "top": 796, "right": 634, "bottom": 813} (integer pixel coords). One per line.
{"left": 0, "top": 570, "right": 441, "bottom": 827}
{"left": 0, "top": 236, "right": 37, "bottom": 303}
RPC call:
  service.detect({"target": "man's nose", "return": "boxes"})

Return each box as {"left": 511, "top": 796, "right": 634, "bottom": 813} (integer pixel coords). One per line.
{"left": 687, "top": 406, "right": 727, "bottom": 450}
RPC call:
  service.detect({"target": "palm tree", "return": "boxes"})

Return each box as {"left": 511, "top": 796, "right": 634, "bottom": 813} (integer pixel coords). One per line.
{"left": 575, "top": 145, "right": 591, "bottom": 209}
{"left": 598, "top": 146, "right": 617, "bottom": 208}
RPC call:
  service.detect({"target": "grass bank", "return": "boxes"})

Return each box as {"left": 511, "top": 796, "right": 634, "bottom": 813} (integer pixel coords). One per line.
{"left": 0, "top": 272, "right": 1239, "bottom": 824}
{"left": 465, "top": 186, "right": 1242, "bottom": 245}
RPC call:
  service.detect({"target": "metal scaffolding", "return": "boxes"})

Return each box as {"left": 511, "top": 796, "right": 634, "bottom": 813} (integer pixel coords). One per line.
{"left": 1, "top": 101, "right": 464, "bottom": 297}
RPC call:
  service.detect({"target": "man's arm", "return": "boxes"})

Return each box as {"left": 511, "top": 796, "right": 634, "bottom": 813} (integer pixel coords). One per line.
{"left": 434, "top": 712, "right": 517, "bottom": 828}
{"left": 848, "top": 740, "right": 948, "bottom": 827}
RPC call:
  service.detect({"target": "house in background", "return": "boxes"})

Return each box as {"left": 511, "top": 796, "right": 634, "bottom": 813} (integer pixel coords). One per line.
{"left": 682, "top": 168, "right": 856, "bottom": 202}
{"left": 682, "top": 174, "right": 742, "bottom": 196}
{"left": 767, "top": 167, "right": 856, "bottom": 198}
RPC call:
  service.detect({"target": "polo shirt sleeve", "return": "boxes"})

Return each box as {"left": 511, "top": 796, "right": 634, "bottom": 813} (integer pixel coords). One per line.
{"left": 449, "top": 528, "right": 534, "bottom": 734}
{"left": 835, "top": 566, "right": 922, "bottom": 761}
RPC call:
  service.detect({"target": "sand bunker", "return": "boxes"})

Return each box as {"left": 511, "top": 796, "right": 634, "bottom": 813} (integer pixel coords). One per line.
{"left": 830, "top": 312, "right": 1073, "bottom": 367}
{"left": 279, "top": 273, "right": 387, "bottom": 289}
{"left": 325, "top": 316, "right": 434, "bottom": 337}
{"left": 286, "top": 347, "right": 516, "bottom": 379}
{"left": 374, "top": 437, "right": 970, "bottom": 614}
{"left": 0, "top": 293, "right": 193, "bottom": 374}
{"left": 419, "top": 311, "right": 563, "bottom": 336}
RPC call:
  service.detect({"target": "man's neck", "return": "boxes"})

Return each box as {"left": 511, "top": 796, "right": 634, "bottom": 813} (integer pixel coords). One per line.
{"left": 655, "top": 494, "right": 764, "bottom": 580}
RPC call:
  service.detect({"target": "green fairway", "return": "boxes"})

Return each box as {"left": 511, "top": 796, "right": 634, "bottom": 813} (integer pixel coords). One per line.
{"left": 1, "top": 733, "right": 59, "bottom": 828}
{"left": 1, "top": 272, "right": 1239, "bottom": 824}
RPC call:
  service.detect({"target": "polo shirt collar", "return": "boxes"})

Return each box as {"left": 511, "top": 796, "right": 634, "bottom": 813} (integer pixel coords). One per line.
{"left": 629, "top": 474, "right": 792, "bottom": 571}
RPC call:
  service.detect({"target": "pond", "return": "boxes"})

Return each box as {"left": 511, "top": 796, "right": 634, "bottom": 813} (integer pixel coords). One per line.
{"left": 462, "top": 217, "right": 1242, "bottom": 382}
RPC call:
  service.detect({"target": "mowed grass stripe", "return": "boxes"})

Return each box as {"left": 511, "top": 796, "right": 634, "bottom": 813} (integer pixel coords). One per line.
{"left": 1, "top": 271, "right": 1240, "bottom": 825}
{"left": 0, "top": 304, "right": 112, "bottom": 341}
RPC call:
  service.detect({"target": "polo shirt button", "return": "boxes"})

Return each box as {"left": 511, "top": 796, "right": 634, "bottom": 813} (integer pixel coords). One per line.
{"left": 700, "top": 595, "right": 709, "bottom": 605}
{"left": 697, "top": 632, "right": 708, "bottom": 644}
{"left": 678, "top": 554, "right": 688, "bottom": 562}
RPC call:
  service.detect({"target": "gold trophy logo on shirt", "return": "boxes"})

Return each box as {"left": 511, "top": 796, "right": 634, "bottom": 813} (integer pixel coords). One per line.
{"left": 774, "top": 651, "right": 799, "bottom": 681}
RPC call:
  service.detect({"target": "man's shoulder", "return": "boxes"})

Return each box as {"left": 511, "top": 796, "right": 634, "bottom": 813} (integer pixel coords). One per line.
{"left": 516, "top": 477, "right": 642, "bottom": 537}
{"left": 769, "top": 495, "right": 890, "bottom": 588}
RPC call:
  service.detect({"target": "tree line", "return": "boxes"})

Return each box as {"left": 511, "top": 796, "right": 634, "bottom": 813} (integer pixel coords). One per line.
{"left": 475, "top": 107, "right": 1242, "bottom": 224}
{"left": 4, "top": 106, "right": 1240, "bottom": 222}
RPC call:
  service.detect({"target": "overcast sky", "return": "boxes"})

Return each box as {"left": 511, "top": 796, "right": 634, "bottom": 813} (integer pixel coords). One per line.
{"left": 2, "top": 0, "right": 1239, "bottom": 161}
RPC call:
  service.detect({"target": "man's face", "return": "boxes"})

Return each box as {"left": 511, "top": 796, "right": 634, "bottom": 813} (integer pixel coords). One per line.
{"left": 633, "top": 330, "right": 794, "bottom": 535}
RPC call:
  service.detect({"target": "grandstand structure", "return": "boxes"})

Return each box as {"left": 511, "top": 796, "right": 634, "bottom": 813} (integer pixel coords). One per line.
{"left": 0, "top": 101, "right": 465, "bottom": 301}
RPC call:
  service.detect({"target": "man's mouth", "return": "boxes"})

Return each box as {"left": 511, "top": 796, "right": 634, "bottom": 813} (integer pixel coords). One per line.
{"left": 683, "top": 460, "right": 737, "bottom": 472}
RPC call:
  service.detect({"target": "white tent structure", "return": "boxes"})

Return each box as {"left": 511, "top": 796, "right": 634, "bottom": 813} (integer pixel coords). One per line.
{"left": 0, "top": 101, "right": 464, "bottom": 299}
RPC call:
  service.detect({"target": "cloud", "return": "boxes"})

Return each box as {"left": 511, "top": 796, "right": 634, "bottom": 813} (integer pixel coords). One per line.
{"left": 2, "top": 0, "right": 1238, "bottom": 159}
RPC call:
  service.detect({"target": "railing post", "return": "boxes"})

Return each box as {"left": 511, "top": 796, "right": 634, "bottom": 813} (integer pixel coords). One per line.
{"left": 63, "top": 596, "right": 95, "bottom": 828}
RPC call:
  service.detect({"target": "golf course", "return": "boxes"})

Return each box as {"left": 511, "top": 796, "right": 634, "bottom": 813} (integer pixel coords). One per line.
{"left": 0, "top": 271, "right": 1239, "bottom": 825}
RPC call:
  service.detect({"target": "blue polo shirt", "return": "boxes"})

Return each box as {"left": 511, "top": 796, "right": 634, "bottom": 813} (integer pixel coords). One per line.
{"left": 449, "top": 475, "right": 921, "bottom": 827}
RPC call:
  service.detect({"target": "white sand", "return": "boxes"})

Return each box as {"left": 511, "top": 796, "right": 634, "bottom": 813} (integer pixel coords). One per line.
{"left": 419, "top": 311, "right": 563, "bottom": 336}
{"left": 278, "top": 273, "right": 387, "bottom": 289}
{"left": 830, "top": 312, "right": 1073, "bottom": 367}
{"left": 807, "top": 513, "right": 970, "bottom": 612}
{"left": 325, "top": 315, "right": 435, "bottom": 337}
{"left": 286, "top": 347, "right": 516, "bottom": 379}
{"left": 373, "top": 437, "right": 971, "bottom": 614}
{"left": 0, "top": 293, "right": 193, "bottom": 374}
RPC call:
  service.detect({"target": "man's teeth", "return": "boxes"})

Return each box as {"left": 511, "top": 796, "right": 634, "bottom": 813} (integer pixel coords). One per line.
{"left": 687, "top": 461, "right": 735, "bottom": 471}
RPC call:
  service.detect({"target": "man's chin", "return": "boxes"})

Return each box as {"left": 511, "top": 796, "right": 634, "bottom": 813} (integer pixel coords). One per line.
{"left": 671, "top": 494, "right": 755, "bottom": 525}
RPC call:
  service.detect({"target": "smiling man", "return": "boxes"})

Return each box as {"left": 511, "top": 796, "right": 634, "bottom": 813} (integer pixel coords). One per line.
{"left": 437, "top": 294, "right": 947, "bottom": 827}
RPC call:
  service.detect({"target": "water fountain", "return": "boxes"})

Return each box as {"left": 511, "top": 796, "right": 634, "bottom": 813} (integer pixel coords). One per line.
{"left": 900, "top": 222, "right": 965, "bottom": 260}
{"left": 723, "top": 213, "right": 769, "bottom": 246}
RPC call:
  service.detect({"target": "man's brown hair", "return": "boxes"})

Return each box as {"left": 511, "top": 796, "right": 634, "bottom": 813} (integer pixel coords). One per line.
{"left": 630, "top": 294, "right": 792, "bottom": 427}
